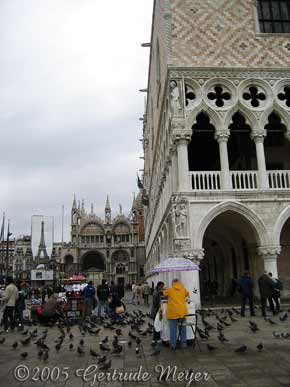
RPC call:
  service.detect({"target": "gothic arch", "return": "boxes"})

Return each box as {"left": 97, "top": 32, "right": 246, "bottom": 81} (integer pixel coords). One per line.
{"left": 185, "top": 101, "right": 223, "bottom": 132}
{"left": 224, "top": 102, "right": 259, "bottom": 130}
{"left": 273, "top": 205, "right": 290, "bottom": 246}
{"left": 112, "top": 219, "right": 131, "bottom": 234}
{"left": 194, "top": 201, "right": 269, "bottom": 248}
{"left": 81, "top": 250, "right": 105, "bottom": 272}
{"left": 260, "top": 103, "right": 290, "bottom": 131}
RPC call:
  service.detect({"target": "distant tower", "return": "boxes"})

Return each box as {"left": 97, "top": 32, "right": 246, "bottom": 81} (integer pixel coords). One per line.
{"left": 105, "top": 195, "right": 111, "bottom": 224}
{"left": 36, "top": 221, "right": 49, "bottom": 259}
{"left": 71, "top": 194, "right": 80, "bottom": 246}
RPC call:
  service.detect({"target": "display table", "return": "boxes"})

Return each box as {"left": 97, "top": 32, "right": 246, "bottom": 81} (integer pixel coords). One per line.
{"left": 160, "top": 300, "right": 196, "bottom": 342}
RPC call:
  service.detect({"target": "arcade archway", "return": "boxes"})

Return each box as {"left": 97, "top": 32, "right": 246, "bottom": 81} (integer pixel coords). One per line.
{"left": 81, "top": 251, "right": 105, "bottom": 272}
{"left": 200, "top": 210, "right": 264, "bottom": 304}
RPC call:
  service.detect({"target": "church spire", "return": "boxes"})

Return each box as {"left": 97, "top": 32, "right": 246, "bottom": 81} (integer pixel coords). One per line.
{"left": 105, "top": 195, "right": 111, "bottom": 224}
{"left": 72, "top": 194, "right": 77, "bottom": 209}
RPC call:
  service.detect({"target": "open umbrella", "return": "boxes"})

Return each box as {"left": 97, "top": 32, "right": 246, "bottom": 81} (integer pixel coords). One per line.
{"left": 151, "top": 257, "right": 199, "bottom": 273}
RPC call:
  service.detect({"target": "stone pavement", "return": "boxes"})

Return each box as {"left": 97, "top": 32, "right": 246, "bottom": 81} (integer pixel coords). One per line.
{"left": 0, "top": 297, "right": 290, "bottom": 387}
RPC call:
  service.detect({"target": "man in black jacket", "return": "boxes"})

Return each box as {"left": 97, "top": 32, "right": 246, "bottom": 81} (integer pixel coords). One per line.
{"left": 238, "top": 271, "right": 255, "bottom": 317}
{"left": 258, "top": 271, "right": 276, "bottom": 317}
{"left": 97, "top": 280, "right": 110, "bottom": 317}
{"left": 151, "top": 281, "right": 165, "bottom": 346}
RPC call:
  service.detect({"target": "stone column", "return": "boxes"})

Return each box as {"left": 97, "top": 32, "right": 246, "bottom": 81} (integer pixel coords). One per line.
{"left": 252, "top": 130, "right": 269, "bottom": 189}
{"left": 173, "top": 130, "right": 192, "bottom": 192}
{"left": 258, "top": 246, "right": 281, "bottom": 279}
{"left": 215, "top": 130, "right": 231, "bottom": 190}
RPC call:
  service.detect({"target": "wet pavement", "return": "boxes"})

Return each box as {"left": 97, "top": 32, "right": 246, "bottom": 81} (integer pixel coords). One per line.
{"left": 0, "top": 297, "right": 290, "bottom": 387}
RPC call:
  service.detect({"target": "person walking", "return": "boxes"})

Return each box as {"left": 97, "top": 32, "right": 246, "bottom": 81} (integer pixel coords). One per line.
{"left": 83, "top": 281, "right": 96, "bottom": 317}
{"left": 258, "top": 271, "right": 276, "bottom": 317}
{"left": 135, "top": 283, "right": 143, "bottom": 305}
{"left": 151, "top": 281, "right": 165, "bottom": 347}
{"left": 238, "top": 271, "right": 255, "bottom": 317}
{"left": 97, "top": 279, "right": 110, "bottom": 317}
{"left": 142, "top": 282, "right": 151, "bottom": 306}
{"left": 1, "top": 277, "right": 19, "bottom": 332}
{"left": 269, "top": 272, "right": 283, "bottom": 314}
{"left": 163, "top": 278, "right": 189, "bottom": 350}
{"left": 131, "top": 282, "right": 136, "bottom": 305}
{"left": 15, "top": 281, "right": 26, "bottom": 327}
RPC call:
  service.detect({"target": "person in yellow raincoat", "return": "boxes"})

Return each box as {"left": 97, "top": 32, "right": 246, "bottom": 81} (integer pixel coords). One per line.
{"left": 163, "top": 278, "right": 189, "bottom": 350}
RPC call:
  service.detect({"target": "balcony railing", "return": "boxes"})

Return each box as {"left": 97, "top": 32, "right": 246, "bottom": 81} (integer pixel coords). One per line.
{"left": 267, "top": 170, "right": 290, "bottom": 189}
{"left": 231, "top": 171, "right": 258, "bottom": 190}
{"left": 189, "top": 170, "right": 290, "bottom": 191}
{"left": 190, "top": 171, "right": 221, "bottom": 190}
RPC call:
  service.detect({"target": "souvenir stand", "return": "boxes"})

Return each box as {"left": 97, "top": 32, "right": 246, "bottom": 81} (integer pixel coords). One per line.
{"left": 63, "top": 275, "right": 87, "bottom": 318}
{"left": 151, "top": 258, "right": 200, "bottom": 342}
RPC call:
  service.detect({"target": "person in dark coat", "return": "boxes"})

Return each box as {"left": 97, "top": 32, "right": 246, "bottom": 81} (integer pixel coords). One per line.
{"left": 269, "top": 272, "right": 283, "bottom": 314}
{"left": 238, "top": 271, "right": 255, "bottom": 317}
{"left": 258, "top": 271, "right": 276, "bottom": 317}
{"left": 151, "top": 281, "right": 165, "bottom": 346}
{"left": 97, "top": 279, "right": 110, "bottom": 317}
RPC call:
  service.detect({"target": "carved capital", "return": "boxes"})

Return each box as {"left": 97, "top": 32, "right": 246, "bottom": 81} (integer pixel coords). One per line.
{"left": 214, "top": 129, "right": 230, "bottom": 143}
{"left": 183, "top": 248, "right": 205, "bottom": 263}
{"left": 257, "top": 245, "right": 281, "bottom": 259}
{"left": 172, "top": 130, "right": 192, "bottom": 145}
{"left": 251, "top": 130, "right": 266, "bottom": 142}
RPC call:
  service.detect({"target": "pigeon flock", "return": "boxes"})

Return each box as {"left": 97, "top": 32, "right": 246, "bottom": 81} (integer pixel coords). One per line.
{"left": 0, "top": 305, "right": 289, "bottom": 372}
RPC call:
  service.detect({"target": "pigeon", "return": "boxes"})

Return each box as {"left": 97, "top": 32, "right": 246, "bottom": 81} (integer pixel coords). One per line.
{"left": 128, "top": 331, "right": 137, "bottom": 340}
{"left": 12, "top": 341, "right": 18, "bottom": 349}
{"left": 273, "top": 331, "right": 282, "bottom": 338}
{"left": 135, "top": 347, "right": 140, "bottom": 355}
{"left": 98, "top": 355, "right": 107, "bottom": 364}
{"left": 77, "top": 346, "right": 85, "bottom": 355}
{"left": 128, "top": 341, "right": 132, "bottom": 347}
{"left": 207, "top": 344, "right": 218, "bottom": 352}
{"left": 257, "top": 342, "right": 263, "bottom": 351}
{"left": 69, "top": 343, "right": 74, "bottom": 350}
{"left": 55, "top": 343, "right": 61, "bottom": 351}
{"left": 69, "top": 333, "right": 74, "bottom": 340}
{"left": 21, "top": 330, "right": 29, "bottom": 336}
{"left": 99, "top": 360, "right": 111, "bottom": 371}
{"left": 0, "top": 338, "right": 5, "bottom": 344}
{"left": 20, "top": 352, "right": 28, "bottom": 359}
{"left": 218, "top": 333, "right": 229, "bottom": 343}
{"left": 136, "top": 337, "right": 141, "bottom": 345}
{"left": 115, "top": 329, "right": 122, "bottom": 336}
{"left": 43, "top": 351, "right": 49, "bottom": 361}
{"left": 235, "top": 345, "right": 247, "bottom": 353}
{"left": 112, "top": 344, "right": 123, "bottom": 354}
{"left": 279, "top": 313, "right": 288, "bottom": 322}
{"left": 100, "top": 343, "right": 110, "bottom": 351}
{"left": 79, "top": 339, "right": 84, "bottom": 346}
{"left": 266, "top": 318, "right": 276, "bottom": 325}
{"left": 21, "top": 337, "right": 31, "bottom": 346}
{"left": 90, "top": 348, "right": 99, "bottom": 357}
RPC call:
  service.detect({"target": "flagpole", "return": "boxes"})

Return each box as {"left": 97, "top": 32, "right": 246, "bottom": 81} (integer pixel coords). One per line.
{"left": 0, "top": 213, "right": 5, "bottom": 281}
{"left": 5, "top": 219, "right": 11, "bottom": 278}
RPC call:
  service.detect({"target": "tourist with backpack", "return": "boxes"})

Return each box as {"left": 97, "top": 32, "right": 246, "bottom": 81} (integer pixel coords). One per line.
{"left": 269, "top": 272, "right": 283, "bottom": 314}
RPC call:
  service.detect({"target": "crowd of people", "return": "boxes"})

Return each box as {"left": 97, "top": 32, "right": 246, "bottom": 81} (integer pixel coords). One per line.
{"left": 0, "top": 271, "right": 286, "bottom": 352}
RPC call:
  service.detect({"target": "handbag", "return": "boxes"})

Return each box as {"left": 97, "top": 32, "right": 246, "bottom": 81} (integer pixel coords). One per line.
{"left": 154, "top": 309, "right": 162, "bottom": 332}
{"left": 115, "top": 305, "right": 125, "bottom": 314}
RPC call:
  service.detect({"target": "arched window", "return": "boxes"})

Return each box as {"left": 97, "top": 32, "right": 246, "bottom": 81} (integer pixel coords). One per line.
{"left": 257, "top": 1, "right": 290, "bottom": 33}
{"left": 116, "top": 263, "right": 126, "bottom": 274}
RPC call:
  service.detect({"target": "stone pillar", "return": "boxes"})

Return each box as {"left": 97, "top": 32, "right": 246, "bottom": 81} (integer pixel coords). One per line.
{"left": 252, "top": 130, "right": 269, "bottom": 189}
{"left": 258, "top": 246, "right": 281, "bottom": 279}
{"left": 215, "top": 130, "right": 231, "bottom": 189}
{"left": 173, "top": 131, "right": 191, "bottom": 192}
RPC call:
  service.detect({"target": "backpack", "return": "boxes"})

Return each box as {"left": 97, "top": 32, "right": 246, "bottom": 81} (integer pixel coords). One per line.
{"left": 275, "top": 279, "right": 283, "bottom": 291}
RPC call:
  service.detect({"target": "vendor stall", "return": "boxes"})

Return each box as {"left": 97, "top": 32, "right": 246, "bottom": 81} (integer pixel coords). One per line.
{"left": 151, "top": 258, "right": 200, "bottom": 343}
{"left": 63, "top": 275, "right": 87, "bottom": 318}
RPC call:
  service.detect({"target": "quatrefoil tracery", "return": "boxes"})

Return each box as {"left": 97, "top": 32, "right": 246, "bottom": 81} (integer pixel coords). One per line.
{"left": 207, "top": 85, "right": 231, "bottom": 107}
{"left": 242, "top": 86, "right": 266, "bottom": 108}
{"left": 278, "top": 86, "right": 290, "bottom": 108}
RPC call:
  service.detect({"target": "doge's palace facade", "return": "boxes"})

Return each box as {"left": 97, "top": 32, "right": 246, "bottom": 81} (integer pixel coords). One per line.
{"left": 142, "top": 0, "right": 290, "bottom": 305}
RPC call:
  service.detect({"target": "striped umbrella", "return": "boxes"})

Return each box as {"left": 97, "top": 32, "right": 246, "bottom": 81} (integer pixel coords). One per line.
{"left": 151, "top": 257, "right": 200, "bottom": 273}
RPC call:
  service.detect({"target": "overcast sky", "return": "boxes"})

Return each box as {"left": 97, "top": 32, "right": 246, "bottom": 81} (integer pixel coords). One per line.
{"left": 0, "top": 0, "right": 153, "bottom": 242}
